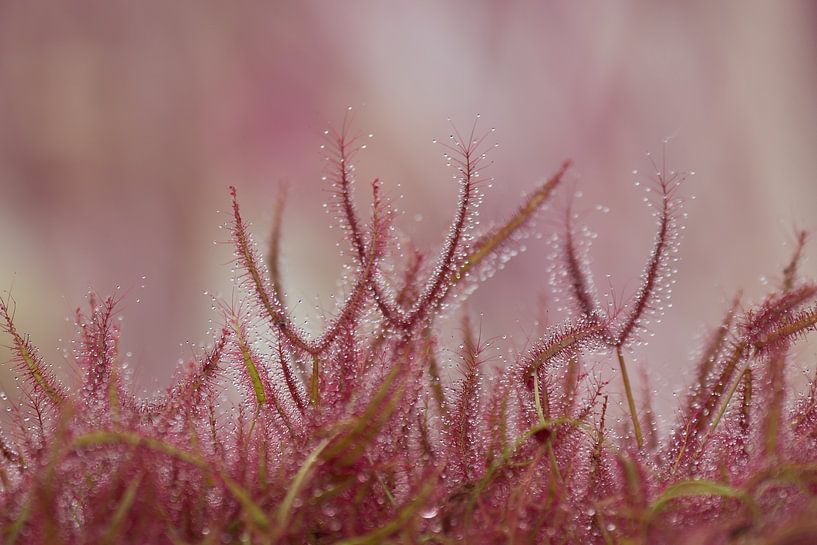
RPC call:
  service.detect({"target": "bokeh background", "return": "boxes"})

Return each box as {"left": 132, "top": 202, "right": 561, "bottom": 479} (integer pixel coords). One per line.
{"left": 1, "top": 1, "right": 816, "bottom": 422}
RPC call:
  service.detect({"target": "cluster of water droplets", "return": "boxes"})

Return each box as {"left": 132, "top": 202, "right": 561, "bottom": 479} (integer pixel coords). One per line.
{"left": 614, "top": 160, "right": 691, "bottom": 348}
{"left": 546, "top": 203, "right": 602, "bottom": 317}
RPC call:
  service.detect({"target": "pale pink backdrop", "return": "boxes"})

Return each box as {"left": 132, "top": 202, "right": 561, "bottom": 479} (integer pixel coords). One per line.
{"left": 1, "top": 1, "right": 816, "bottom": 421}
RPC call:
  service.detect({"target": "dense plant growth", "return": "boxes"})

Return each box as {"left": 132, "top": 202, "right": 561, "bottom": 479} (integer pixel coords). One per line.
{"left": 2, "top": 120, "right": 817, "bottom": 544}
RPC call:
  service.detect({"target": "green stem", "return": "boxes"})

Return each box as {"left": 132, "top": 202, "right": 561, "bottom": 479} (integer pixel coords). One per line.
{"left": 617, "top": 346, "right": 643, "bottom": 449}
{"left": 699, "top": 366, "right": 749, "bottom": 455}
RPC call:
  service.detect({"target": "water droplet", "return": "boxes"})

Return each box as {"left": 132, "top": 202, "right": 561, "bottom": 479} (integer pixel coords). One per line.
{"left": 420, "top": 506, "right": 439, "bottom": 519}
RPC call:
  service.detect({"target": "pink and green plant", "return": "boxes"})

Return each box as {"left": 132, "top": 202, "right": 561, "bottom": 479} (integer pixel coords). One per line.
{"left": 1, "top": 120, "right": 817, "bottom": 544}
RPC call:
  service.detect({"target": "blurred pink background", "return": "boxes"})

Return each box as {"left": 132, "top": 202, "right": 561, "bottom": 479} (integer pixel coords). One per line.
{"left": 1, "top": 1, "right": 816, "bottom": 419}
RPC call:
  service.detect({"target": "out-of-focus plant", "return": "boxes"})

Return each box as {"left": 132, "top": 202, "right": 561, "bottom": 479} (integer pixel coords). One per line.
{"left": 1, "top": 119, "right": 816, "bottom": 545}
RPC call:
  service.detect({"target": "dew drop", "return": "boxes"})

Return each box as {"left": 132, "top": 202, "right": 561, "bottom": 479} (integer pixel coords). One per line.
{"left": 420, "top": 506, "right": 439, "bottom": 519}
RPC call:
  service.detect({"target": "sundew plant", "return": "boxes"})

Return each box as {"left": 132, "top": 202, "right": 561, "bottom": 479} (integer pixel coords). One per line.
{"left": 2, "top": 119, "right": 817, "bottom": 545}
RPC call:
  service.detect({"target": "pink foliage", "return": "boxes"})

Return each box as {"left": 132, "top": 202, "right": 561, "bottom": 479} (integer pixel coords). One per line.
{"left": 2, "top": 120, "right": 817, "bottom": 544}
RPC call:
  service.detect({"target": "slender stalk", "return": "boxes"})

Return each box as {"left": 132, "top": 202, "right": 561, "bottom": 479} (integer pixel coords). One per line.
{"left": 616, "top": 346, "right": 643, "bottom": 448}
{"left": 699, "top": 367, "right": 750, "bottom": 455}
